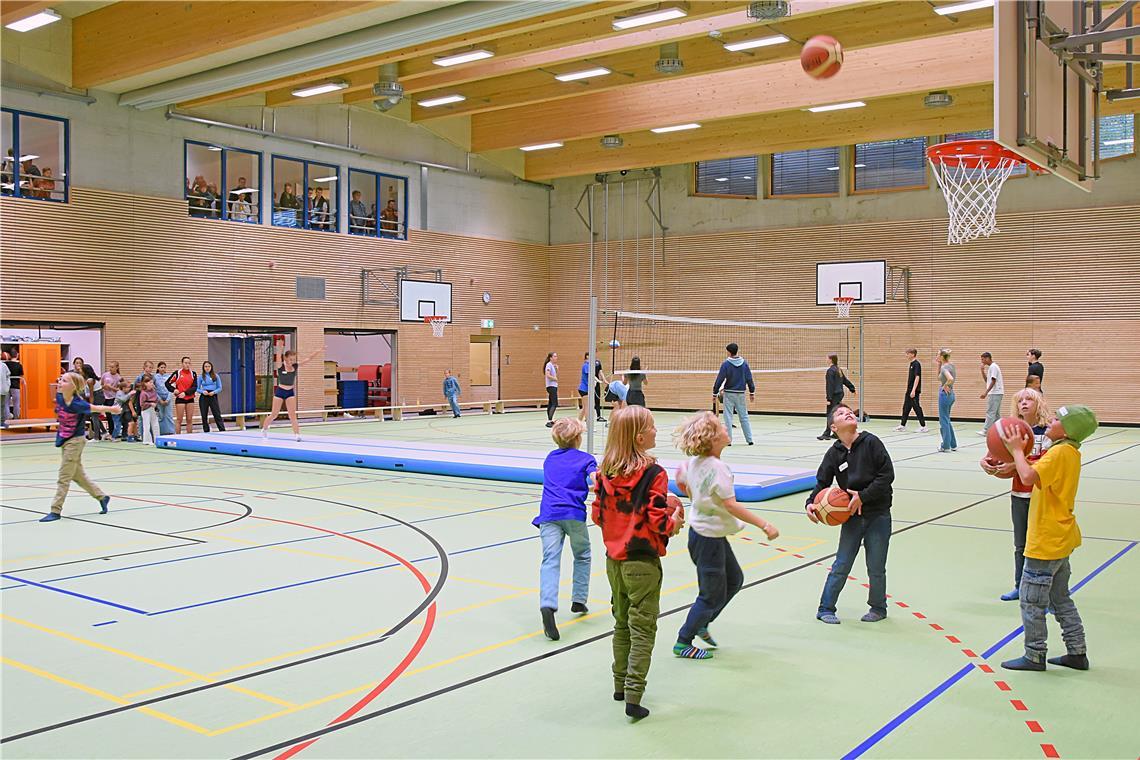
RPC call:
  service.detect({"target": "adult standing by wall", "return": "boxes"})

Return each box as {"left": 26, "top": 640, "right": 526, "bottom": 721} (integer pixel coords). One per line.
{"left": 979, "top": 352, "right": 1005, "bottom": 435}
{"left": 198, "top": 361, "right": 226, "bottom": 432}
{"left": 6, "top": 347, "right": 23, "bottom": 421}
{"left": 152, "top": 361, "right": 176, "bottom": 436}
{"left": 625, "top": 357, "right": 647, "bottom": 408}
{"left": 818, "top": 353, "right": 855, "bottom": 441}
{"left": 0, "top": 358, "right": 10, "bottom": 429}
{"left": 712, "top": 343, "right": 755, "bottom": 446}
{"left": 100, "top": 361, "right": 123, "bottom": 439}
{"left": 1026, "top": 349, "right": 1044, "bottom": 387}
{"left": 894, "top": 348, "right": 927, "bottom": 432}
{"left": 577, "top": 353, "right": 606, "bottom": 423}
{"left": 168, "top": 356, "right": 198, "bottom": 434}
{"left": 936, "top": 348, "right": 957, "bottom": 452}
{"left": 543, "top": 352, "right": 559, "bottom": 428}
{"left": 72, "top": 357, "right": 107, "bottom": 440}
{"left": 443, "top": 369, "right": 461, "bottom": 418}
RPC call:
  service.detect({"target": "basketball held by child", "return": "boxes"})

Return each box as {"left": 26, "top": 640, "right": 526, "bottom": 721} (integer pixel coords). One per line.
{"left": 986, "top": 417, "right": 1034, "bottom": 462}
{"left": 983, "top": 455, "right": 1015, "bottom": 478}
{"left": 812, "top": 486, "right": 852, "bottom": 526}
{"left": 801, "top": 35, "right": 843, "bottom": 79}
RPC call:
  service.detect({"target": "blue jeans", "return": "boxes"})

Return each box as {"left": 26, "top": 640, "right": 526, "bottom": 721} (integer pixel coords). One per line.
{"left": 938, "top": 389, "right": 957, "bottom": 450}
{"left": 539, "top": 520, "right": 591, "bottom": 610}
{"left": 678, "top": 530, "right": 744, "bottom": 644}
{"left": 1020, "top": 556, "right": 1086, "bottom": 662}
{"left": 721, "top": 391, "right": 753, "bottom": 444}
{"left": 110, "top": 413, "right": 122, "bottom": 439}
{"left": 818, "top": 511, "right": 891, "bottom": 617}
{"left": 446, "top": 393, "right": 461, "bottom": 417}
{"left": 158, "top": 401, "right": 175, "bottom": 435}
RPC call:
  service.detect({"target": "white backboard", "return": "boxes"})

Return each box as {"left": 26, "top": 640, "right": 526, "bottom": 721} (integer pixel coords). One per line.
{"left": 399, "top": 279, "right": 453, "bottom": 322}
{"left": 816, "top": 260, "right": 886, "bottom": 306}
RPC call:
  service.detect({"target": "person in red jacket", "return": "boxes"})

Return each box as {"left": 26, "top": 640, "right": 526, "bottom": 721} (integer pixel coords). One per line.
{"left": 167, "top": 356, "right": 198, "bottom": 434}
{"left": 592, "top": 405, "right": 684, "bottom": 722}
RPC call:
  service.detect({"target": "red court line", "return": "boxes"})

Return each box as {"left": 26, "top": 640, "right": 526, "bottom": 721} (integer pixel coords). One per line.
{"left": 978, "top": 663, "right": 994, "bottom": 673}
{"left": 946, "top": 635, "right": 961, "bottom": 644}
{"left": 1041, "top": 743, "right": 1060, "bottom": 758}
{"left": 962, "top": 649, "right": 977, "bottom": 658}
{"left": 913, "top": 612, "right": 926, "bottom": 619}
{"left": 1026, "top": 721, "right": 1044, "bottom": 733}
{"left": 1011, "top": 700, "right": 1028, "bottom": 711}
{"left": 930, "top": 623, "right": 944, "bottom": 631}
{"left": 995, "top": 681, "right": 1012, "bottom": 692}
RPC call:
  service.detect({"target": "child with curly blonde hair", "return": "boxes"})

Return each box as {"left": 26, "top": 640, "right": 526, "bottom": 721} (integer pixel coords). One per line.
{"left": 672, "top": 412, "right": 778, "bottom": 660}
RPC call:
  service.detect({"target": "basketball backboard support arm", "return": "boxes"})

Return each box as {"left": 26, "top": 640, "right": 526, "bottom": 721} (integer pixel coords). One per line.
{"left": 362, "top": 266, "right": 442, "bottom": 307}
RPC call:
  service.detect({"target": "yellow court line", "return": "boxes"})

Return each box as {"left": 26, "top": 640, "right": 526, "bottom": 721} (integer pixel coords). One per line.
{"left": 1, "top": 615, "right": 296, "bottom": 709}
{"left": 1, "top": 657, "right": 213, "bottom": 735}
{"left": 194, "top": 531, "right": 387, "bottom": 567}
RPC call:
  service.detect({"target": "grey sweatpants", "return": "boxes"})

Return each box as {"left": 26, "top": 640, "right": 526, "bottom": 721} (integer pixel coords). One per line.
{"left": 982, "top": 393, "right": 1004, "bottom": 432}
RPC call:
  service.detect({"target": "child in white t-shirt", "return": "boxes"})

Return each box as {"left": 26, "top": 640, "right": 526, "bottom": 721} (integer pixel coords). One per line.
{"left": 672, "top": 411, "right": 779, "bottom": 659}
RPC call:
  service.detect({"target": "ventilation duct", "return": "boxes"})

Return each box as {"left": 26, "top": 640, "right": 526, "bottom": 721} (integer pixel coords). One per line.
{"left": 747, "top": 1, "right": 790, "bottom": 20}
{"left": 373, "top": 62, "right": 403, "bottom": 111}
{"left": 655, "top": 43, "right": 684, "bottom": 74}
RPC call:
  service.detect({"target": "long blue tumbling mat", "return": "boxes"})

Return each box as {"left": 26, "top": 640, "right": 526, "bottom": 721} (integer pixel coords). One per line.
{"left": 156, "top": 431, "right": 817, "bottom": 502}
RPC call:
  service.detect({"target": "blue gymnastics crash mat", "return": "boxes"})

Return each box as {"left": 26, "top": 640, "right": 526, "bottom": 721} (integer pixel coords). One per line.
{"left": 156, "top": 431, "right": 817, "bottom": 502}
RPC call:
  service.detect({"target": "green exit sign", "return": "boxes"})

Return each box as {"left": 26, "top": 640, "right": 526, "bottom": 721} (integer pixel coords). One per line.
{"left": 481, "top": 319, "right": 494, "bottom": 329}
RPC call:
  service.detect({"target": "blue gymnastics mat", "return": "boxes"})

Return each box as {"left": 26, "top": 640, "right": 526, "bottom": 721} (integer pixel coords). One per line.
{"left": 156, "top": 431, "right": 817, "bottom": 502}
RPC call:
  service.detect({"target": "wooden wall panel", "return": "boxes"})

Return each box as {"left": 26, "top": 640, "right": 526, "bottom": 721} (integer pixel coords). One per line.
{"left": 549, "top": 205, "right": 1140, "bottom": 424}
{"left": 0, "top": 188, "right": 553, "bottom": 414}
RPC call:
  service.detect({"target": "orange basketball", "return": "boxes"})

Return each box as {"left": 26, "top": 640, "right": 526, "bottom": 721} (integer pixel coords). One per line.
{"left": 801, "top": 35, "right": 843, "bottom": 79}
{"left": 986, "top": 417, "right": 1034, "bottom": 462}
{"left": 983, "top": 455, "right": 1015, "bottom": 479}
{"left": 812, "top": 485, "right": 852, "bottom": 526}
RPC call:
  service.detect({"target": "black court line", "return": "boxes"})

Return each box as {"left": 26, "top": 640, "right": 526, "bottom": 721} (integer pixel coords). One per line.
{"left": 0, "top": 496, "right": 449, "bottom": 746}
{"left": 3, "top": 543, "right": 201, "bottom": 575}
{"left": 0, "top": 504, "right": 208, "bottom": 544}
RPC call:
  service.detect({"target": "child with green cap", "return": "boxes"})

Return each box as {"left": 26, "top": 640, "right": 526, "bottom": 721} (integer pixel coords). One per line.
{"left": 998, "top": 404, "right": 1098, "bottom": 672}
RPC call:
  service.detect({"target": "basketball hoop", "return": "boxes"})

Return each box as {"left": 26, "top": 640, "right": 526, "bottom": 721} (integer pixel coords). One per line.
{"left": 424, "top": 316, "right": 447, "bottom": 338}
{"left": 927, "top": 140, "right": 1042, "bottom": 245}
{"left": 833, "top": 297, "right": 856, "bottom": 319}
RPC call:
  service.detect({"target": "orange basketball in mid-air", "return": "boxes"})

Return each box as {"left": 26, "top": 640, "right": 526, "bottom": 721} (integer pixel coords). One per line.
{"left": 812, "top": 486, "right": 852, "bottom": 526}
{"left": 801, "top": 35, "right": 843, "bottom": 79}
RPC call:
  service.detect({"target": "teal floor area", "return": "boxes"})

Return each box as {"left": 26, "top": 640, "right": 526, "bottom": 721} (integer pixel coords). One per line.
{"left": 1, "top": 411, "right": 1137, "bottom": 759}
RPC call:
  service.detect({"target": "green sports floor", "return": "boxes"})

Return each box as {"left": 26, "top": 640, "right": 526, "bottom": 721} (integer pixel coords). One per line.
{"left": 1, "top": 411, "right": 1137, "bottom": 759}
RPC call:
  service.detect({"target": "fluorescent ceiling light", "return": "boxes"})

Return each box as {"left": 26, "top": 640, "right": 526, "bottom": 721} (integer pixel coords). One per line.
{"left": 723, "top": 34, "right": 790, "bottom": 52}
{"left": 715, "top": 177, "right": 728, "bottom": 182}
{"left": 933, "top": 0, "right": 994, "bottom": 16}
{"left": 206, "top": 146, "right": 223, "bottom": 152}
{"left": 612, "top": 5, "right": 687, "bottom": 30}
{"left": 1103, "top": 138, "right": 1134, "bottom": 146}
{"left": 854, "top": 163, "right": 866, "bottom": 168}
{"left": 806, "top": 101, "right": 866, "bottom": 113}
{"left": 555, "top": 67, "right": 612, "bottom": 82}
{"left": 312, "top": 176, "right": 338, "bottom": 182}
{"left": 5, "top": 8, "right": 61, "bottom": 32}
{"left": 433, "top": 49, "right": 494, "bottom": 67}
{"left": 519, "top": 142, "right": 563, "bottom": 151}
{"left": 232, "top": 187, "right": 258, "bottom": 194}
{"left": 418, "top": 94, "right": 466, "bottom": 108}
{"left": 291, "top": 81, "right": 348, "bottom": 98}
{"left": 650, "top": 122, "right": 701, "bottom": 133}
{"left": 826, "top": 166, "right": 840, "bottom": 171}
{"left": 18, "top": 154, "right": 39, "bottom": 161}
{"left": 742, "top": 175, "right": 752, "bottom": 180}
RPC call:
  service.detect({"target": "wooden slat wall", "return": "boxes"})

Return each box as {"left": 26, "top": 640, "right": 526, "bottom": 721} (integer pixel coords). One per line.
{"left": 549, "top": 205, "right": 1140, "bottom": 424}
{"left": 0, "top": 188, "right": 553, "bottom": 413}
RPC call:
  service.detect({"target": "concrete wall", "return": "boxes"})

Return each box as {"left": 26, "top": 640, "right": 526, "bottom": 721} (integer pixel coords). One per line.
{"left": 549, "top": 142, "right": 1140, "bottom": 244}
{"left": 0, "top": 86, "right": 551, "bottom": 245}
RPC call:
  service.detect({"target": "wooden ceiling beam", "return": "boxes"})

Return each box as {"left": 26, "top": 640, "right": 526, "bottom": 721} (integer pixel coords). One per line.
{"left": 391, "top": 2, "right": 989, "bottom": 120}
{"left": 179, "top": 2, "right": 649, "bottom": 109}
{"left": 523, "top": 85, "right": 995, "bottom": 180}
{"left": 73, "top": 1, "right": 387, "bottom": 89}
{"left": 471, "top": 28, "right": 994, "bottom": 152}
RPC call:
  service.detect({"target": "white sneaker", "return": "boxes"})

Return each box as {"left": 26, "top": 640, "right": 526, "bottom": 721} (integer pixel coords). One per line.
{"left": 918, "top": 426, "right": 929, "bottom": 432}
{"left": 977, "top": 430, "right": 987, "bottom": 436}
{"left": 294, "top": 434, "right": 302, "bottom": 442}
{"left": 893, "top": 425, "right": 906, "bottom": 432}
{"left": 261, "top": 427, "right": 268, "bottom": 439}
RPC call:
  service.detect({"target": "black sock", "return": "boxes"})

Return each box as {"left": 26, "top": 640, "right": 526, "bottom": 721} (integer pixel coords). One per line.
{"left": 625, "top": 702, "right": 649, "bottom": 720}
{"left": 613, "top": 691, "right": 624, "bottom": 702}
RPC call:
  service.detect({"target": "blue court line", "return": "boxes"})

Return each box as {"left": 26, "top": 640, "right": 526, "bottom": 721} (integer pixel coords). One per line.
{"left": 0, "top": 574, "right": 149, "bottom": 615}
{"left": 842, "top": 540, "right": 1137, "bottom": 759}
{"left": 92, "top": 620, "right": 117, "bottom": 627}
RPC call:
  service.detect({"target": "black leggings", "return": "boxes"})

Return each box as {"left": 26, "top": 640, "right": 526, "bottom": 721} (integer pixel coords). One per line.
{"left": 199, "top": 394, "right": 226, "bottom": 432}
{"left": 822, "top": 395, "right": 843, "bottom": 436}
{"left": 546, "top": 387, "right": 558, "bottom": 420}
{"left": 901, "top": 393, "right": 926, "bottom": 427}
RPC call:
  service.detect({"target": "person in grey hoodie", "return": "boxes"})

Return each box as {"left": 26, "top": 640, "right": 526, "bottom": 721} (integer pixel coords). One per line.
{"left": 712, "top": 343, "right": 755, "bottom": 446}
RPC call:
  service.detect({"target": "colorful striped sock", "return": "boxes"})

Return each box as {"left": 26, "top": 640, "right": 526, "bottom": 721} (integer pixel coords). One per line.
{"left": 673, "top": 642, "right": 713, "bottom": 659}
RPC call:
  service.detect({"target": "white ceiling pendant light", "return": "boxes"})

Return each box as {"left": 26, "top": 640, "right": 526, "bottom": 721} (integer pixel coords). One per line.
{"left": 554, "top": 67, "right": 611, "bottom": 82}
{"left": 433, "top": 48, "right": 494, "bottom": 67}
{"left": 5, "top": 8, "right": 61, "bottom": 32}
{"left": 650, "top": 123, "right": 701, "bottom": 133}
{"left": 613, "top": 3, "right": 688, "bottom": 30}
{"left": 291, "top": 81, "right": 349, "bottom": 98}
{"left": 312, "top": 175, "right": 338, "bottom": 182}
{"left": 418, "top": 94, "right": 466, "bottom": 108}
{"left": 805, "top": 101, "right": 866, "bottom": 113}
{"left": 723, "top": 34, "right": 789, "bottom": 52}
{"left": 933, "top": 0, "right": 994, "bottom": 16}
{"left": 520, "top": 142, "right": 563, "bottom": 151}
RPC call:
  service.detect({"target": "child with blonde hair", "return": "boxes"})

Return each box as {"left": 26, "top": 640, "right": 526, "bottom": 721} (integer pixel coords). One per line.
{"left": 673, "top": 412, "right": 779, "bottom": 659}
{"left": 980, "top": 387, "right": 1052, "bottom": 601}
{"left": 534, "top": 417, "right": 596, "bottom": 642}
{"left": 592, "top": 406, "right": 683, "bottom": 721}
{"left": 41, "top": 373, "right": 121, "bottom": 522}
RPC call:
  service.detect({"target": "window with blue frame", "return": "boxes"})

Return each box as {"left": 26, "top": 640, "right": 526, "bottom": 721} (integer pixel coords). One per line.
{"left": 853, "top": 136, "right": 928, "bottom": 192}
{"left": 349, "top": 168, "right": 407, "bottom": 239}
{"left": 185, "top": 140, "right": 261, "bottom": 223}
{"left": 769, "top": 147, "right": 840, "bottom": 196}
{"left": 1, "top": 108, "right": 69, "bottom": 202}
{"left": 271, "top": 156, "right": 339, "bottom": 233}
{"left": 1099, "top": 113, "right": 1135, "bottom": 160}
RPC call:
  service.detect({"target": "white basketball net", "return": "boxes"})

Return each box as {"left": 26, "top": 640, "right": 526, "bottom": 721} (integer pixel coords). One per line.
{"left": 929, "top": 156, "right": 1020, "bottom": 245}
{"left": 834, "top": 297, "right": 855, "bottom": 319}
{"left": 426, "top": 317, "right": 446, "bottom": 338}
